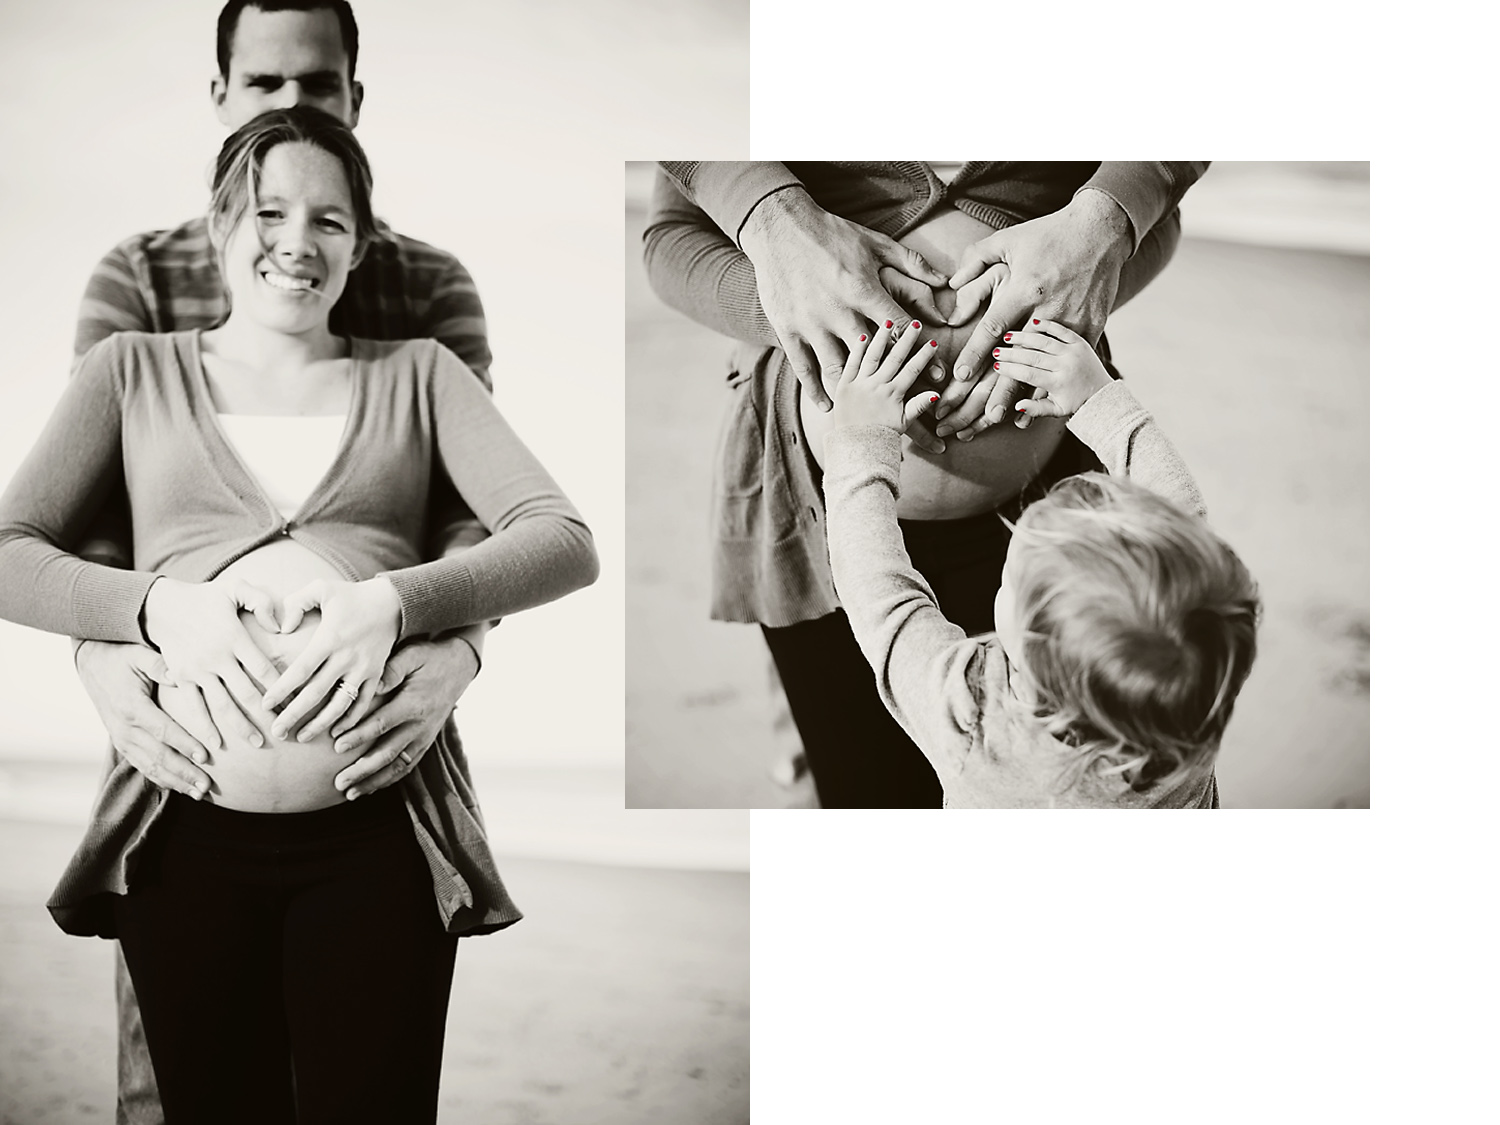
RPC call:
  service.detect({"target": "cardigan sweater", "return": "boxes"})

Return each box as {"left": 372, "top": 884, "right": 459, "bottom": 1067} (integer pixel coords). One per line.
{"left": 0, "top": 331, "right": 598, "bottom": 935}
{"left": 72, "top": 216, "right": 492, "bottom": 568}
{"left": 823, "top": 380, "right": 1219, "bottom": 809}
{"left": 642, "top": 161, "right": 1207, "bottom": 626}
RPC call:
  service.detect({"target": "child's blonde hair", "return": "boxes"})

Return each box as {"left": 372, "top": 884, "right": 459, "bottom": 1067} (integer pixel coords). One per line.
{"left": 1006, "top": 474, "right": 1260, "bottom": 794}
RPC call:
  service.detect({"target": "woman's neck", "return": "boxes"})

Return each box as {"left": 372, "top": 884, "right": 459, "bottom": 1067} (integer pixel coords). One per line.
{"left": 204, "top": 315, "right": 346, "bottom": 372}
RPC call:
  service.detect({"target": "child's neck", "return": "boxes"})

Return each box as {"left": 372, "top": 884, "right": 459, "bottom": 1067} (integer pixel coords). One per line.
{"left": 1003, "top": 650, "right": 1038, "bottom": 707}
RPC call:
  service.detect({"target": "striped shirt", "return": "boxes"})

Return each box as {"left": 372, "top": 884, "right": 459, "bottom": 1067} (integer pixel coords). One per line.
{"left": 71, "top": 216, "right": 492, "bottom": 563}
{"left": 74, "top": 216, "right": 492, "bottom": 388}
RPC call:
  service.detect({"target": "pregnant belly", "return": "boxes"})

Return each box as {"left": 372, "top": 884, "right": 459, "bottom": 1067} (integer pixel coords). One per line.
{"left": 799, "top": 207, "right": 1065, "bottom": 520}
{"left": 158, "top": 540, "right": 354, "bottom": 813}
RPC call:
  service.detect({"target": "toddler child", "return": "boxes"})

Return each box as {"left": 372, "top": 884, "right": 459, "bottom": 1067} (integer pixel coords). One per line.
{"left": 822, "top": 318, "right": 1260, "bottom": 807}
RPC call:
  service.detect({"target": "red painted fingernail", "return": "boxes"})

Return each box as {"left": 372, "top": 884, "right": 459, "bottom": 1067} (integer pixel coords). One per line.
{"left": 930, "top": 395, "right": 940, "bottom": 403}
{"left": 884, "top": 320, "right": 893, "bottom": 329}
{"left": 911, "top": 321, "right": 921, "bottom": 330}
{"left": 929, "top": 340, "right": 937, "bottom": 348}
{"left": 1017, "top": 407, "right": 1026, "bottom": 414}
{"left": 993, "top": 348, "right": 1002, "bottom": 358}
{"left": 1032, "top": 318, "right": 1040, "bottom": 325}
{"left": 859, "top": 334, "right": 866, "bottom": 342}
{"left": 1004, "top": 333, "right": 1012, "bottom": 341}
{"left": 994, "top": 362, "right": 1001, "bottom": 371}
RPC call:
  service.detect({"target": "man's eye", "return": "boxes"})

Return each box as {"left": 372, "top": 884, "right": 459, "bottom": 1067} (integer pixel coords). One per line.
{"left": 304, "top": 81, "right": 340, "bottom": 97}
{"left": 249, "top": 78, "right": 281, "bottom": 91}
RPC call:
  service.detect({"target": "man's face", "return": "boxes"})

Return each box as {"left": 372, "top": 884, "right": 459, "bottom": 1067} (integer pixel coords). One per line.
{"left": 212, "top": 6, "right": 362, "bottom": 130}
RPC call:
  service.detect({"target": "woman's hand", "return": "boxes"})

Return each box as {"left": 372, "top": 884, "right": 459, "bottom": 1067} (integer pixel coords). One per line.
{"left": 141, "top": 578, "right": 283, "bottom": 747}
{"left": 992, "top": 319, "right": 1112, "bottom": 421}
{"left": 831, "top": 321, "right": 943, "bottom": 434}
{"left": 263, "top": 577, "right": 402, "bottom": 742}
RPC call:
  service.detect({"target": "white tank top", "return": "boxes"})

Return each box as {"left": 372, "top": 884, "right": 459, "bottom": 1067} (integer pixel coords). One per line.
{"left": 217, "top": 414, "right": 347, "bottom": 518}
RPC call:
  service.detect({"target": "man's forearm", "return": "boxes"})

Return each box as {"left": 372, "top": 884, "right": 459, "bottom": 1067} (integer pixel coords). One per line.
{"left": 442, "top": 622, "right": 488, "bottom": 675}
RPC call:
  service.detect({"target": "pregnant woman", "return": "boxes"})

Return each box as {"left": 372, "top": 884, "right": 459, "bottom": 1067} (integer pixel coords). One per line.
{"left": 645, "top": 162, "right": 1202, "bottom": 809}
{"left": 0, "top": 107, "right": 597, "bottom": 1123}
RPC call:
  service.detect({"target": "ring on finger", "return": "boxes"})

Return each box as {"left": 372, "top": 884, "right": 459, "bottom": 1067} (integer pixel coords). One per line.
{"left": 398, "top": 749, "right": 413, "bottom": 768}
{"left": 336, "top": 680, "right": 359, "bottom": 702}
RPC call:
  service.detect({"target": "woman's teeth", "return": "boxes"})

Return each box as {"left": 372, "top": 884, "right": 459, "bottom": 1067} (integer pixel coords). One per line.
{"left": 261, "top": 271, "right": 315, "bottom": 292}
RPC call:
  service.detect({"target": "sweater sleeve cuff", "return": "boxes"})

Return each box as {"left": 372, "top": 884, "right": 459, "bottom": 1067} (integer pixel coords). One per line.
{"left": 73, "top": 568, "right": 162, "bottom": 645}
{"left": 1067, "top": 380, "right": 1147, "bottom": 447}
{"left": 660, "top": 162, "right": 803, "bottom": 247}
{"left": 383, "top": 562, "right": 475, "bottom": 642}
{"left": 1079, "top": 162, "right": 1208, "bottom": 253}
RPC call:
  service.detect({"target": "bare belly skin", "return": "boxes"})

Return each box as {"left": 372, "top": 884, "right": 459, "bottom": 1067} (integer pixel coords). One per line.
{"left": 157, "top": 540, "right": 354, "bottom": 813}
{"left": 799, "top": 207, "right": 1065, "bottom": 520}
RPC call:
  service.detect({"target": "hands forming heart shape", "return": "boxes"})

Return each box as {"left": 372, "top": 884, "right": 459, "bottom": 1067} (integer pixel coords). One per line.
{"left": 740, "top": 186, "right": 1134, "bottom": 446}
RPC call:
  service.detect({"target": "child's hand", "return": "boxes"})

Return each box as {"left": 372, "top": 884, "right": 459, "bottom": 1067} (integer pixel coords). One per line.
{"left": 831, "top": 319, "right": 942, "bottom": 434}
{"left": 988, "top": 317, "right": 1111, "bottom": 424}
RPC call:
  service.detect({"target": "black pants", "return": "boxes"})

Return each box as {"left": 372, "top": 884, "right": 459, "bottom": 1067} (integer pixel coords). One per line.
{"left": 114, "top": 789, "right": 459, "bottom": 1125}
{"left": 766, "top": 422, "right": 1110, "bottom": 810}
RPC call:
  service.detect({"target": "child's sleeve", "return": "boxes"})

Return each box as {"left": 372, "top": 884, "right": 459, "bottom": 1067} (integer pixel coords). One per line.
{"left": 1066, "top": 380, "right": 1208, "bottom": 518}
{"left": 823, "top": 425, "right": 994, "bottom": 785}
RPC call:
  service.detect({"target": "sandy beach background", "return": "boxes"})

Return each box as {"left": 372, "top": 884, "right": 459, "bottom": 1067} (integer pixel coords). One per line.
{"left": 626, "top": 161, "right": 1370, "bottom": 810}
{"left": 0, "top": 3, "right": 750, "bottom": 1121}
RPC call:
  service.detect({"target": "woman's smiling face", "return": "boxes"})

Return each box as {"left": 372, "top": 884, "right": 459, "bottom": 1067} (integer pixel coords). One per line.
{"left": 218, "top": 140, "right": 359, "bottom": 335}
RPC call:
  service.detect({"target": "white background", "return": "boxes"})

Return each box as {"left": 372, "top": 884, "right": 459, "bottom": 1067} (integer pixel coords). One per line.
{"left": 748, "top": 0, "right": 1489, "bottom": 1121}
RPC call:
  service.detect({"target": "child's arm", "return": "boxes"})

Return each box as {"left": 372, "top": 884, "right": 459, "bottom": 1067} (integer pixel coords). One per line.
{"left": 822, "top": 323, "right": 995, "bottom": 781}
{"left": 993, "top": 318, "right": 1208, "bottom": 518}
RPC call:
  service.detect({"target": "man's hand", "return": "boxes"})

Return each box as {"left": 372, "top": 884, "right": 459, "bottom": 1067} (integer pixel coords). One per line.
{"left": 75, "top": 640, "right": 213, "bottom": 799}
{"left": 739, "top": 187, "right": 950, "bottom": 412}
{"left": 935, "top": 189, "right": 1132, "bottom": 441}
{"left": 328, "top": 636, "right": 481, "bottom": 800}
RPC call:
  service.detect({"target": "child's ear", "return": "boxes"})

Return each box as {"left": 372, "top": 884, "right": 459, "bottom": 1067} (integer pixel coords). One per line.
{"left": 350, "top": 240, "right": 368, "bottom": 271}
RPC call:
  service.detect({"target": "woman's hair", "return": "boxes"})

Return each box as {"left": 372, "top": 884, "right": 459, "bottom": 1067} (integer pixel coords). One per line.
{"left": 208, "top": 105, "right": 377, "bottom": 265}
{"left": 1005, "top": 473, "right": 1261, "bottom": 795}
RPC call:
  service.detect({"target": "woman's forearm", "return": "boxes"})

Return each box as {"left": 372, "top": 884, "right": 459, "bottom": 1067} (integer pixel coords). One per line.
{"left": 383, "top": 350, "right": 600, "bottom": 641}
{"left": 0, "top": 339, "right": 159, "bottom": 643}
{"left": 384, "top": 515, "right": 597, "bottom": 640}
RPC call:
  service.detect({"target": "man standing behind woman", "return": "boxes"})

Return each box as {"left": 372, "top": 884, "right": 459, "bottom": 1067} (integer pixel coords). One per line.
{"left": 68, "top": 2, "right": 502, "bottom": 1120}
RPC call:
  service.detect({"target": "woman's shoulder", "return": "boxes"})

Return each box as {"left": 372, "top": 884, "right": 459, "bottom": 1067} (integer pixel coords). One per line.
{"left": 74, "top": 330, "right": 198, "bottom": 392}
{"left": 351, "top": 337, "right": 483, "bottom": 390}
